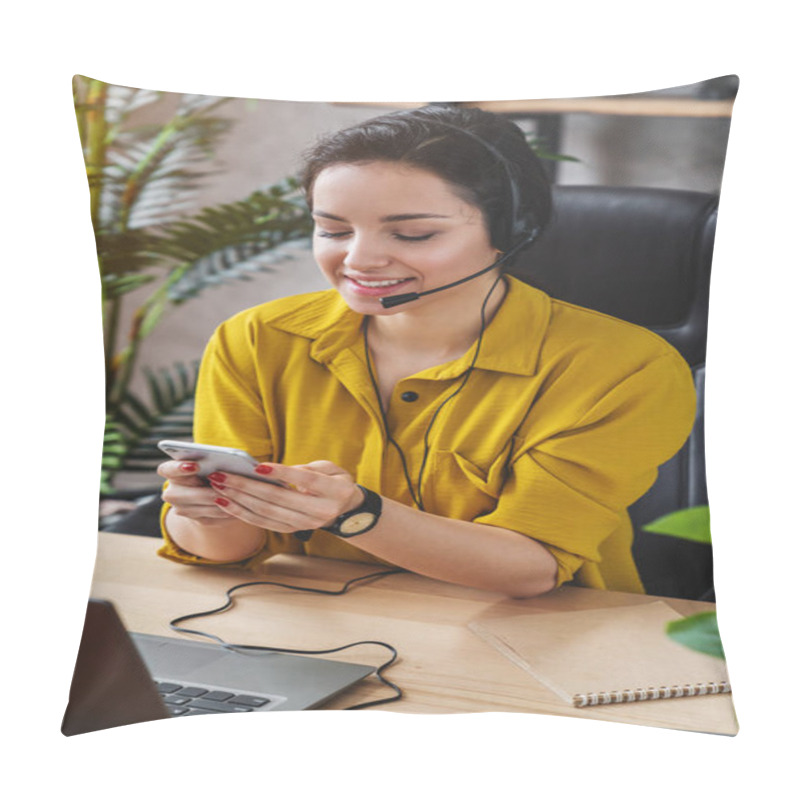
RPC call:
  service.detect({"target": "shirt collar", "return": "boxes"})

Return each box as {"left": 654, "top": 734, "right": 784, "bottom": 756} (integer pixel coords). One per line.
{"left": 268, "top": 275, "right": 551, "bottom": 378}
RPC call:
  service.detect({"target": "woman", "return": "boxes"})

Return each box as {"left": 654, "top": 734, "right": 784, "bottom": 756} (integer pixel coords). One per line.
{"left": 157, "top": 106, "right": 696, "bottom": 598}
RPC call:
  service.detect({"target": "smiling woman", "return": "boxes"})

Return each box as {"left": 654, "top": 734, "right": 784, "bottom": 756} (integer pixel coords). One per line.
{"left": 310, "top": 162, "right": 500, "bottom": 314}
{"left": 157, "top": 106, "right": 696, "bottom": 599}
{"left": 309, "top": 161, "right": 510, "bottom": 399}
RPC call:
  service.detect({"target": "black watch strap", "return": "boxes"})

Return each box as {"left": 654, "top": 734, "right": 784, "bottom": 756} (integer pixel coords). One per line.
{"left": 321, "top": 485, "right": 383, "bottom": 538}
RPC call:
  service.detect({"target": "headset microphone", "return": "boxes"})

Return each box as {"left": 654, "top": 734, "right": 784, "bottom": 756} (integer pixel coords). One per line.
{"left": 379, "top": 229, "right": 539, "bottom": 309}
{"left": 378, "top": 113, "right": 544, "bottom": 310}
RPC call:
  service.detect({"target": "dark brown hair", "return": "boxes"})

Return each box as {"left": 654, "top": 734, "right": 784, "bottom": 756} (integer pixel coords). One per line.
{"left": 300, "top": 105, "right": 552, "bottom": 259}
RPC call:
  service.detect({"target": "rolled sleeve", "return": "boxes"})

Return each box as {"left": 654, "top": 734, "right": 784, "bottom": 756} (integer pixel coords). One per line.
{"left": 157, "top": 500, "right": 273, "bottom": 569}
{"left": 476, "top": 353, "right": 696, "bottom": 586}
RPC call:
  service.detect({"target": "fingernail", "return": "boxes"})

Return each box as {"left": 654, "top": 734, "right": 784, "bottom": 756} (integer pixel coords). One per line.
{"left": 214, "top": 497, "right": 230, "bottom": 507}
{"left": 179, "top": 462, "right": 198, "bottom": 473}
{"left": 209, "top": 481, "right": 225, "bottom": 491}
{"left": 208, "top": 472, "right": 226, "bottom": 483}
{"left": 255, "top": 464, "right": 273, "bottom": 475}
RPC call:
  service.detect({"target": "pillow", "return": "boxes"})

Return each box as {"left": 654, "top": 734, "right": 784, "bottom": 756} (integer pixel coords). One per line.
{"left": 64, "top": 75, "right": 739, "bottom": 737}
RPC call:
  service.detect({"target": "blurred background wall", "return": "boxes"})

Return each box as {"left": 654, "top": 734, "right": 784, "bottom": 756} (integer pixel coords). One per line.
{"left": 125, "top": 82, "right": 734, "bottom": 392}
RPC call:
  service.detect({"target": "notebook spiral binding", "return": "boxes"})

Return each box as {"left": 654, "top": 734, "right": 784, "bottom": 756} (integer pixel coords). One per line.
{"left": 573, "top": 680, "right": 731, "bottom": 707}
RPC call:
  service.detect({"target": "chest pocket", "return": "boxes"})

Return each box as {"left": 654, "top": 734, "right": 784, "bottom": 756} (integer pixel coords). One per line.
{"left": 426, "top": 441, "right": 513, "bottom": 522}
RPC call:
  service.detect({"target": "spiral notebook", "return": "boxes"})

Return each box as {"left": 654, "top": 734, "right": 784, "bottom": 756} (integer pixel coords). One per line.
{"left": 469, "top": 601, "right": 731, "bottom": 707}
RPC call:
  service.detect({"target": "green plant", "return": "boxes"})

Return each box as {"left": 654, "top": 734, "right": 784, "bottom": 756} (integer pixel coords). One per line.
{"left": 642, "top": 506, "right": 724, "bottom": 659}
{"left": 525, "top": 134, "right": 581, "bottom": 163}
{"left": 100, "top": 363, "right": 198, "bottom": 494}
{"left": 73, "top": 77, "right": 313, "bottom": 493}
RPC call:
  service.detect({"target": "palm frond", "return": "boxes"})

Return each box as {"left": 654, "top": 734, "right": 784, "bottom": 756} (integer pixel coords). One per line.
{"left": 121, "top": 396, "right": 196, "bottom": 473}
{"left": 151, "top": 180, "right": 314, "bottom": 301}
{"left": 102, "top": 361, "right": 200, "bottom": 492}
{"left": 102, "top": 85, "right": 163, "bottom": 128}
{"left": 95, "top": 228, "right": 164, "bottom": 278}
{"left": 75, "top": 77, "right": 234, "bottom": 235}
{"left": 73, "top": 79, "right": 162, "bottom": 135}
{"left": 101, "top": 417, "right": 129, "bottom": 494}
{"left": 74, "top": 78, "right": 316, "bottom": 493}
{"left": 98, "top": 114, "right": 232, "bottom": 231}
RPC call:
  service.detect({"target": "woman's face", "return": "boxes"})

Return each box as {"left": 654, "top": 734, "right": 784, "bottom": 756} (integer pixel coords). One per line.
{"left": 311, "top": 161, "right": 500, "bottom": 316}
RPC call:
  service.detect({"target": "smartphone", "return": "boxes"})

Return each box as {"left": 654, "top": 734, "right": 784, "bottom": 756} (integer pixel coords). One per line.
{"left": 157, "top": 440, "right": 284, "bottom": 485}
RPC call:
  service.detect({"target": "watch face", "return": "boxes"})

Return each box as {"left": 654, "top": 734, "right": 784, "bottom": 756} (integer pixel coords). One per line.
{"left": 340, "top": 512, "right": 377, "bottom": 535}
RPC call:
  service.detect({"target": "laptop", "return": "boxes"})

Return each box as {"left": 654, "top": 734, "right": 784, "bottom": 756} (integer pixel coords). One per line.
{"left": 61, "top": 599, "right": 375, "bottom": 735}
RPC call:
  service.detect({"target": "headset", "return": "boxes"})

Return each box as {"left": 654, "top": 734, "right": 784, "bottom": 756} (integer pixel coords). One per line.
{"left": 379, "top": 117, "right": 540, "bottom": 309}
{"left": 366, "top": 116, "right": 544, "bottom": 509}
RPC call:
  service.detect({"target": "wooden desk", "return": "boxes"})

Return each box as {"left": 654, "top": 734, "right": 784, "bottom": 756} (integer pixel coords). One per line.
{"left": 90, "top": 533, "right": 737, "bottom": 735}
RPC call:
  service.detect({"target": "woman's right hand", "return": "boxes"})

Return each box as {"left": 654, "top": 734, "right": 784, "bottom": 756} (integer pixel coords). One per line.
{"left": 157, "top": 460, "right": 268, "bottom": 562}
{"left": 157, "top": 460, "right": 232, "bottom": 525}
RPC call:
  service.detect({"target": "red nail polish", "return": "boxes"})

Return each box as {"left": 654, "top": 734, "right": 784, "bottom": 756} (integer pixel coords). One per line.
{"left": 208, "top": 472, "right": 226, "bottom": 483}
{"left": 255, "top": 464, "right": 273, "bottom": 475}
{"left": 214, "top": 497, "right": 230, "bottom": 507}
{"left": 179, "top": 462, "right": 198, "bottom": 473}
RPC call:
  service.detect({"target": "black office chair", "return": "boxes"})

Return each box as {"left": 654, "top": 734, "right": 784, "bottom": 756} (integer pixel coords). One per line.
{"left": 508, "top": 185, "right": 718, "bottom": 600}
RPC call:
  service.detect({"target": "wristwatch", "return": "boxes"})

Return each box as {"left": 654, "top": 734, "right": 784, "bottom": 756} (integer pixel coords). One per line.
{"left": 322, "top": 485, "right": 383, "bottom": 538}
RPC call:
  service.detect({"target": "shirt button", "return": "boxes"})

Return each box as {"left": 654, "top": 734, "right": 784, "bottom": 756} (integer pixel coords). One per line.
{"left": 400, "top": 391, "right": 419, "bottom": 402}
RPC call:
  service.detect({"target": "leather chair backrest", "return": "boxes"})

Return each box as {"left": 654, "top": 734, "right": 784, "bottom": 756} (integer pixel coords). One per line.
{"left": 509, "top": 186, "right": 718, "bottom": 599}
{"left": 509, "top": 185, "right": 717, "bottom": 365}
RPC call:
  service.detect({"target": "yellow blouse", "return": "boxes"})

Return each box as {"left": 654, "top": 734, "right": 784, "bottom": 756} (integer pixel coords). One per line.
{"left": 158, "top": 276, "right": 696, "bottom": 592}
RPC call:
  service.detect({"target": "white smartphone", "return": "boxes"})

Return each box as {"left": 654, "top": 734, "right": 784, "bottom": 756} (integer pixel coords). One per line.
{"left": 157, "top": 440, "right": 284, "bottom": 485}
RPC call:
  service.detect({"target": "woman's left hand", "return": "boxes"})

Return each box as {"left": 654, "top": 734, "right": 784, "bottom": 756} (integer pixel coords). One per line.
{"left": 206, "top": 460, "right": 365, "bottom": 533}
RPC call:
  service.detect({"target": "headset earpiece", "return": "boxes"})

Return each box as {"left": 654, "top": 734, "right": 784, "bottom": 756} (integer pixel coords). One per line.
{"left": 379, "top": 116, "right": 540, "bottom": 309}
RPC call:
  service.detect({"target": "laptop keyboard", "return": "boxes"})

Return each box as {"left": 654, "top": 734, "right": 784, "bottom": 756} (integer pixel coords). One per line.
{"left": 155, "top": 681, "right": 275, "bottom": 716}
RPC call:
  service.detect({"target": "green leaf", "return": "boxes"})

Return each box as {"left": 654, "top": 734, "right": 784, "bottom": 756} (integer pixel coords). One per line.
{"left": 112, "top": 406, "right": 151, "bottom": 438}
{"left": 137, "top": 293, "right": 169, "bottom": 339}
{"left": 642, "top": 505, "right": 711, "bottom": 543}
{"left": 101, "top": 273, "right": 157, "bottom": 296}
{"left": 525, "top": 135, "right": 581, "bottom": 163}
{"left": 118, "top": 391, "right": 157, "bottom": 426}
{"left": 102, "top": 362, "right": 199, "bottom": 493}
{"left": 538, "top": 152, "right": 582, "bottom": 163}
{"left": 666, "top": 612, "right": 725, "bottom": 659}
